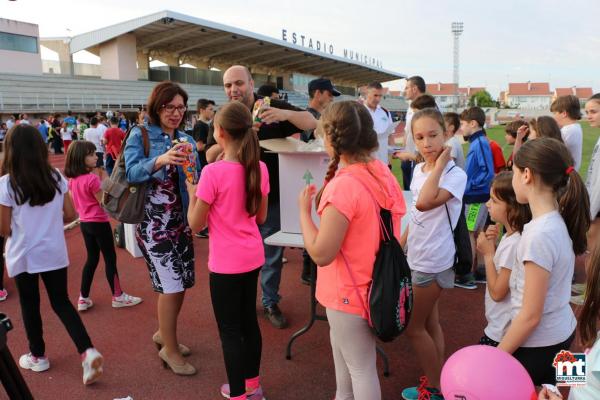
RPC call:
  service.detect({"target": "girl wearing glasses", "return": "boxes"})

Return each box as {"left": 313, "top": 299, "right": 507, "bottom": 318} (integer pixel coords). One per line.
{"left": 123, "top": 81, "right": 200, "bottom": 376}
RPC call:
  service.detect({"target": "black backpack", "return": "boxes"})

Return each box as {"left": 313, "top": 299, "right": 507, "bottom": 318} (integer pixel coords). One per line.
{"left": 342, "top": 175, "right": 413, "bottom": 342}
{"left": 444, "top": 166, "right": 472, "bottom": 276}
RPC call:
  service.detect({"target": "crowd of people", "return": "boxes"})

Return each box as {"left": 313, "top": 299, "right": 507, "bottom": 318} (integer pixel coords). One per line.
{"left": 0, "top": 67, "right": 600, "bottom": 400}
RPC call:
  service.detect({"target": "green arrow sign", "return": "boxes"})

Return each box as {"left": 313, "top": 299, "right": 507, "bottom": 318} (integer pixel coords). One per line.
{"left": 303, "top": 169, "right": 314, "bottom": 185}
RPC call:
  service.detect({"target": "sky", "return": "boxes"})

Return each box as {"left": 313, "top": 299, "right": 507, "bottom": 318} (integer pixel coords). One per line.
{"left": 3, "top": 0, "right": 600, "bottom": 97}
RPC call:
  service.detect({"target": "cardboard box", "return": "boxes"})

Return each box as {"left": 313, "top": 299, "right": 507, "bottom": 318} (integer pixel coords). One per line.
{"left": 260, "top": 138, "right": 329, "bottom": 234}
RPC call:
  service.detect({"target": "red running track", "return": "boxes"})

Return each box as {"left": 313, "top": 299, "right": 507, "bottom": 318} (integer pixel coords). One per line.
{"left": 0, "top": 153, "right": 578, "bottom": 399}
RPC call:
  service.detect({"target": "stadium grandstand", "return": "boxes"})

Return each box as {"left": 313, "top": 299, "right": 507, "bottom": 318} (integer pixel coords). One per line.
{"left": 0, "top": 10, "right": 408, "bottom": 115}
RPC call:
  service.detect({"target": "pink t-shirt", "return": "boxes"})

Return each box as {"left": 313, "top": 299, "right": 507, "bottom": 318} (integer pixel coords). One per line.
{"left": 196, "top": 160, "right": 269, "bottom": 274}
{"left": 315, "top": 160, "right": 406, "bottom": 317}
{"left": 68, "top": 173, "right": 110, "bottom": 223}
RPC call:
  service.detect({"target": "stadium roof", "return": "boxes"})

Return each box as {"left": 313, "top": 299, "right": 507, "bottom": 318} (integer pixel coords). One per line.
{"left": 67, "top": 10, "right": 405, "bottom": 86}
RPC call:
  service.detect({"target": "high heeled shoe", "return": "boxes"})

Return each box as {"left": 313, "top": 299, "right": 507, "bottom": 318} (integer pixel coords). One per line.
{"left": 152, "top": 332, "right": 191, "bottom": 356}
{"left": 158, "top": 348, "right": 196, "bottom": 376}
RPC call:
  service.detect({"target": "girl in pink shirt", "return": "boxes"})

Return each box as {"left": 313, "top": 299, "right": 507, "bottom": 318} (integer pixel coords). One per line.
{"left": 65, "top": 141, "right": 142, "bottom": 311}
{"left": 299, "top": 101, "right": 405, "bottom": 400}
{"left": 187, "top": 102, "right": 268, "bottom": 400}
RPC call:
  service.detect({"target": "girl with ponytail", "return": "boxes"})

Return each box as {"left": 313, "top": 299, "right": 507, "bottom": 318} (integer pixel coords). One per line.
{"left": 187, "top": 101, "right": 269, "bottom": 400}
{"left": 299, "top": 101, "right": 405, "bottom": 400}
{"left": 498, "top": 137, "right": 591, "bottom": 386}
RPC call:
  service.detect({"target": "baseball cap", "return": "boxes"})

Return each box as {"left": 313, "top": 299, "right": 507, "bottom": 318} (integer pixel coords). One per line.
{"left": 308, "top": 78, "right": 341, "bottom": 96}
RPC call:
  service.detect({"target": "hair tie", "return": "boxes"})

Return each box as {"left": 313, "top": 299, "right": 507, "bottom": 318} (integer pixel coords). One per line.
{"left": 566, "top": 166, "right": 575, "bottom": 175}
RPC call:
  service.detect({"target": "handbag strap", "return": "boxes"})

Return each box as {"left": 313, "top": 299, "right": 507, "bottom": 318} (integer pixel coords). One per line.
{"left": 116, "top": 125, "right": 149, "bottom": 170}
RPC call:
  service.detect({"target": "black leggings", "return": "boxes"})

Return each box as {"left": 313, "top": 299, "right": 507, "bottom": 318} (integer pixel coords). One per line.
{"left": 513, "top": 331, "right": 576, "bottom": 386}
{"left": 210, "top": 268, "right": 262, "bottom": 397}
{"left": 15, "top": 268, "right": 93, "bottom": 357}
{"left": 80, "top": 221, "right": 121, "bottom": 298}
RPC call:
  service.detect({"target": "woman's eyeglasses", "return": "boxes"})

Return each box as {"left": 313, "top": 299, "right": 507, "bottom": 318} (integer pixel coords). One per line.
{"left": 161, "top": 104, "right": 187, "bottom": 114}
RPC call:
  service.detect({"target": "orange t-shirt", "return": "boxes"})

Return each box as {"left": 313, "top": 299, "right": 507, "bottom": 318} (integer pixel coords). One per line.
{"left": 315, "top": 160, "right": 406, "bottom": 317}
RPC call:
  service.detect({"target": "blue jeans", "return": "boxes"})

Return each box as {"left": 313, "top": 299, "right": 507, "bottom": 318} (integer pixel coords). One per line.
{"left": 259, "top": 201, "right": 283, "bottom": 308}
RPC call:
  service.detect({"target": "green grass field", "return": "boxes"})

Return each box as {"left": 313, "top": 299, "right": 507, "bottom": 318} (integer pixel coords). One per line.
{"left": 391, "top": 121, "right": 599, "bottom": 189}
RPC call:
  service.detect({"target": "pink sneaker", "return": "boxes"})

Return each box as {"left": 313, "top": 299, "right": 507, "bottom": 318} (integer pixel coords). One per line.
{"left": 77, "top": 296, "right": 93, "bottom": 311}
{"left": 112, "top": 292, "right": 142, "bottom": 308}
{"left": 220, "top": 384, "right": 264, "bottom": 399}
{"left": 0, "top": 288, "right": 7, "bottom": 302}
{"left": 19, "top": 353, "right": 50, "bottom": 372}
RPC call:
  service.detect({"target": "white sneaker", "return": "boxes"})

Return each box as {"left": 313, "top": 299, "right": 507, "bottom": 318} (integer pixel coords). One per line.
{"left": 82, "top": 348, "right": 103, "bottom": 385}
{"left": 112, "top": 293, "right": 142, "bottom": 308}
{"left": 19, "top": 353, "right": 50, "bottom": 372}
{"left": 77, "top": 296, "right": 93, "bottom": 311}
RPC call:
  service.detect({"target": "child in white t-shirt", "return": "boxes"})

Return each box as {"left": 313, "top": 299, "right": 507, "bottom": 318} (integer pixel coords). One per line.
{"left": 0, "top": 125, "right": 104, "bottom": 385}
{"left": 476, "top": 172, "right": 531, "bottom": 346}
{"left": 443, "top": 112, "right": 465, "bottom": 170}
{"left": 401, "top": 108, "right": 467, "bottom": 400}
{"left": 551, "top": 94, "right": 583, "bottom": 170}
{"left": 498, "top": 137, "right": 591, "bottom": 386}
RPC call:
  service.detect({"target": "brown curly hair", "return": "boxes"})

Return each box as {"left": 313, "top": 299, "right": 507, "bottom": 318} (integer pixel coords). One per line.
{"left": 315, "top": 101, "right": 378, "bottom": 207}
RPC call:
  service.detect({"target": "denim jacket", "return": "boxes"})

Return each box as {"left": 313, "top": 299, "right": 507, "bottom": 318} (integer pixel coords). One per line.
{"left": 123, "top": 124, "right": 200, "bottom": 216}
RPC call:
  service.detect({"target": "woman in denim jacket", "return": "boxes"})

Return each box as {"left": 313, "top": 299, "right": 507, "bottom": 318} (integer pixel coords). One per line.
{"left": 124, "top": 82, "right": 200, "bottom": 376}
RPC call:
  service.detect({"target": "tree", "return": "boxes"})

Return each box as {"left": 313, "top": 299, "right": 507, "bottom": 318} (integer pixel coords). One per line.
{"left": 468, "top": 90, "right": 496, "bottom": 107}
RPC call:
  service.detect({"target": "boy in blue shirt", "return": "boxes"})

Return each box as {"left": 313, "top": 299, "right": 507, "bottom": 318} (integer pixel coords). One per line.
{"left": 456, "top": 107, "right": 495, "bottom": 289}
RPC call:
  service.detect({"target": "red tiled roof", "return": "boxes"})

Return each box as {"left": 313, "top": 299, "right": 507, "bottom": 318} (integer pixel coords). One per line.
{"left": 554, "top": 87, "right": 593, "bottom": 99}
{"left": 576, "top": 87, "right": 593, "bottom": 98}
{"left": 426, "top": 83, "right": 459, "bottom": 96}
{"left": 508, "top": 82, "right": 551, "bottom": 96}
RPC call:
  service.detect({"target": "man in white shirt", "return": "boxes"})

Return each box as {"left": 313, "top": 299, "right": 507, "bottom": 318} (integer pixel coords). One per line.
{"left": 363, "top": 81, "right": 393, "bottom": 165}
{"left": 394, "top": 76, "right": 426, "bottom": 189}
{"left": 552, "top": 94, "right": 583, "bottom": 171}
{"left": 83, "top": 117, "right": 105, "bottom": 176}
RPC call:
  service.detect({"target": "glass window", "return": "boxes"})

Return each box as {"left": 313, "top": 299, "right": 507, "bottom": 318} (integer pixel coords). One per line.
{"left": 0, "top": 31, "right": 38, "bottom": 54}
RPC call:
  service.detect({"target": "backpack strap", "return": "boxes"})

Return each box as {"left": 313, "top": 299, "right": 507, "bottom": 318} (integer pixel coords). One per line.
{"left": 444, "top": 165, "right": 459, "bottom": 256}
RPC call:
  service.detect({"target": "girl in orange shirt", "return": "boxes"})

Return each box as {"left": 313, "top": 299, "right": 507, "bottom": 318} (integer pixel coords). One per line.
{"left": 299, "top": 101, "right": 405, "bottom": 400}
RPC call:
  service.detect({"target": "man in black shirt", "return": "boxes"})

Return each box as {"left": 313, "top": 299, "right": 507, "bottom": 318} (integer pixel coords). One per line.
{"left": 206, "top": 65, "right": 317, "bottom": 329}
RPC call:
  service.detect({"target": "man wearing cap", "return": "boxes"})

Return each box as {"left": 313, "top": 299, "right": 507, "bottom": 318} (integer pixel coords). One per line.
{"left": 363, "top": 81, "right": 394, "bottom": 166}
{"left": 205, "top": 65, "right": 317, "bottom": 329}
{"left": 301, "top": 78, "right": 341, "bottom": 142}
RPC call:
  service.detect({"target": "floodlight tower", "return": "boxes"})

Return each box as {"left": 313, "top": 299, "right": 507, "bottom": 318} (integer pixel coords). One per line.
{"left": 452, "top": 22, "right": 463, "bottom": 86}
{"left": 451, "top": 22, "right": 464, "bottom": 109}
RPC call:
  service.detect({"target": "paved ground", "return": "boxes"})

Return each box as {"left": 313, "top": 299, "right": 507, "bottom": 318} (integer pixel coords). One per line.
{"left": 0, "top": 154, "right": 579, "bottom": 399}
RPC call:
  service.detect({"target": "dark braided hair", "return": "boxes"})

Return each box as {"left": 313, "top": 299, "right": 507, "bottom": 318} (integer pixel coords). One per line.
{"left": 315, "top": 101, "right": 378, "bottom": 207}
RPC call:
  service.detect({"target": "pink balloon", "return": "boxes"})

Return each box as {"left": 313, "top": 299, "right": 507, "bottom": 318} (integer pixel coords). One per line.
{"left": 441, "top": 345, "right": 537, "bottom": 400}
